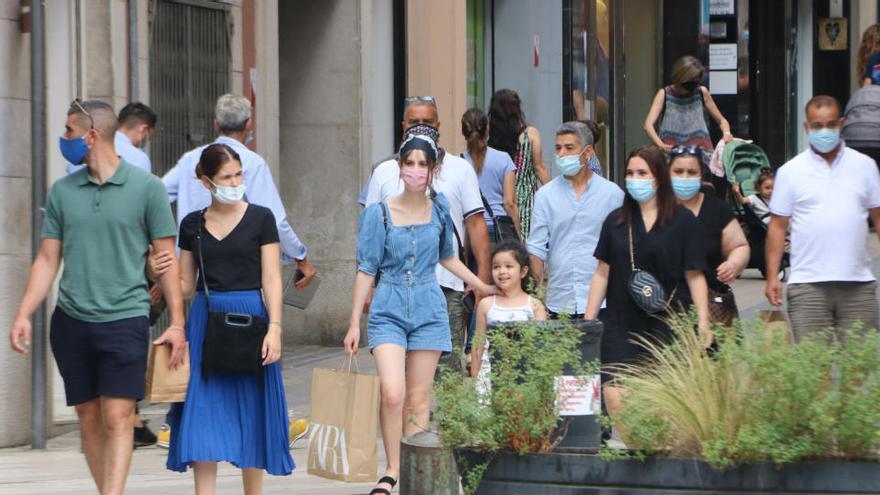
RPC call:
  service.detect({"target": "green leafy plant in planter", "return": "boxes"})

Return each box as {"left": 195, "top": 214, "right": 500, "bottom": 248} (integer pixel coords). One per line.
{"left": 434, "top": 317, "right": 598, "bottom": 494}
{"left": 603, "top": 312, "right": 880, "bottom": 468}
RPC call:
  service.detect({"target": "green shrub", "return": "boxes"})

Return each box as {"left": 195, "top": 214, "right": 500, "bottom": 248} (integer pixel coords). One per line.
{"left": 608, "top": 314, "right": 880, "bottom": 468}
{"left": 434, "top": 317, "right": 597, "bottom": 493}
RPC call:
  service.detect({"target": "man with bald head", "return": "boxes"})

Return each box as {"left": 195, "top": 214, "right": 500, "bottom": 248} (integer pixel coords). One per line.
{"left": 8, "top": 100, "right": 185, "bottom": 495}
{"left": 766, "top": 95, "right": 880, "bottom": 340}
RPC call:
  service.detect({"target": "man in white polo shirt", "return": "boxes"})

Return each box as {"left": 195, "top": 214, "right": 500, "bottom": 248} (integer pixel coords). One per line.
{"left": 765, "top": 95, "right": 880, "bottom": 340}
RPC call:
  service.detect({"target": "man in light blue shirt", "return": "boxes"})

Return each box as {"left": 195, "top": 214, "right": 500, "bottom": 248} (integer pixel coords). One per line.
{"left": 161, "top": 94, "right": 316, "bottom": 281}
{"left": 527, "top": 121, "right": 624, "bottom": 317}
{"left": 67, "top": 102, "right": 156, "bottom": 175}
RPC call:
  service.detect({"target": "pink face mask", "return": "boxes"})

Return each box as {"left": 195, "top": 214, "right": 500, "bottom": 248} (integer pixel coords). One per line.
{"left": 400, "top": 167, "right": 430, "bottom": 192}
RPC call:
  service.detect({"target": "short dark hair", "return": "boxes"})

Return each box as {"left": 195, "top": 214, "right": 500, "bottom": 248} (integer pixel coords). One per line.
{"left": 68, "top": 99, "right": 117, "bottom": 140}
{"left": 804, "top": 95, "right": 841, "bottom": 117}
{"left": 118, "top": 102, "right": 157, "bottom": 129}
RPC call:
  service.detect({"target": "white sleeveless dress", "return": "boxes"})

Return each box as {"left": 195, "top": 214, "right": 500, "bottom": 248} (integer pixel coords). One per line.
{"left": 477, "top": 296, "right": 535, "bottom": 397}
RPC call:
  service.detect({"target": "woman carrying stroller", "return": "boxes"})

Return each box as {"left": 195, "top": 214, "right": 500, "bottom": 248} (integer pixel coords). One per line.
{"left": 669, "top": 145, "right": 750, "bottom": 326}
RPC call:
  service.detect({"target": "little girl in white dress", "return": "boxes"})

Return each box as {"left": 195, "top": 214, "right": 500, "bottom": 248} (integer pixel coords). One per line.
{"left": 472, "top": 242, "right": 546, "bottom": 396}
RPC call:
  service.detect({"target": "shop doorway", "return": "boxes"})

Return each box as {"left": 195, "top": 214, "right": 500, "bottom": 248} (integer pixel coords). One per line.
{"left": 748, "top": 0, "right": 796, "bottom": 166}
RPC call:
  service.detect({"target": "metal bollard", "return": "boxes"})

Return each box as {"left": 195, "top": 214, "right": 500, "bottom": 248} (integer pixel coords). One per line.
{"left": 399, "top": 431, "right": 459, "bottom": 495}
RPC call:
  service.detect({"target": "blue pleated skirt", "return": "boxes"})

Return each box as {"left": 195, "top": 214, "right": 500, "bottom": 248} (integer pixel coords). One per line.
{"left": 166, "top": 290, "right": 294, "bottom": 476}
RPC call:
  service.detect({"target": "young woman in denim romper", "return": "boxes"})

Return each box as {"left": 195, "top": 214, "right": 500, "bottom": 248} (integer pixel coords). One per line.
{"left": 344, "top": 135, "right": 495, "bottom": 495}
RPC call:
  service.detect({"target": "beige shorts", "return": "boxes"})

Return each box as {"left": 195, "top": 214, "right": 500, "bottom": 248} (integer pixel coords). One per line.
{"left": 786, "top": 281, "right": 879, "bottom": 342}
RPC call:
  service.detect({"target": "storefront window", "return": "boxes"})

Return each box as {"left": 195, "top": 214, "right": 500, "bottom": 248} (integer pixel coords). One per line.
{"left": 563, "top": 0, "right": 611, "bottom": 175}
{"left": 466, "top": 0, "right": 486, "bottom": 109}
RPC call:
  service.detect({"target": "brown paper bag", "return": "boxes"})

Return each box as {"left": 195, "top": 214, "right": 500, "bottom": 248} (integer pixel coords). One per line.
{"left": 144, "top": 344, "right": 190, "bottom": 403}
{"left": 307, "top": 360, "right": 380, "bottom": 482}
{"left": 758, "top": 309, "right": 793, "bottom": 344}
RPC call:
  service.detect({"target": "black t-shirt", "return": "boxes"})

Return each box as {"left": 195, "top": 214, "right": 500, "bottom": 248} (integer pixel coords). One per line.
{"left": 694, "top": 194, "right": 736, "bottom": 291}
{"left": 593, "top": 205, "right": 707, "bottom": 363}
{"left": 179, "top": 204, "right": 279, "bottom": 292}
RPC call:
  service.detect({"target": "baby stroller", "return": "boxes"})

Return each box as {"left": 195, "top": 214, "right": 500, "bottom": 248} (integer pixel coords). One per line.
{"left": 720, "top": 140, "right": 789, "bottom": 279}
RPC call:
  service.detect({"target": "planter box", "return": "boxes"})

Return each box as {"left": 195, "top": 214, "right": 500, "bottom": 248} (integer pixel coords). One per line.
{"left": 498, "top": 319, "right": 603, "bottom": 450}
{"left": 469, "top": 451, "right": 880, "bottom": 494}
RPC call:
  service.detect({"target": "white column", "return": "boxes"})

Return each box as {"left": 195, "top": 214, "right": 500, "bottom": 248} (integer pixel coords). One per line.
{"left": 0, "top": 0, "right": 34, "bottom": 447}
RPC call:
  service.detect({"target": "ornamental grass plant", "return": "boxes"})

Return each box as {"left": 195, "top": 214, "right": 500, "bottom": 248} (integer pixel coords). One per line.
{"left": 606, "top": 314, "right": 880, "bottom": 468}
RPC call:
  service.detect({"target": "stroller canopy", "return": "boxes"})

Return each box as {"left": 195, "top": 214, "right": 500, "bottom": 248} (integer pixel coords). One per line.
{"left": 722, "top": 139, "right": 770, "bottom": 197}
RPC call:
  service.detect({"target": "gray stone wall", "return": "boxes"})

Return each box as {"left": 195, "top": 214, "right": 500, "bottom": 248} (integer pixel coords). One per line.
{"left": 0, "top": 0, "right": 33, "bottom": 447}
{"left": 278, "top": 1, "right": 366, "bottom": 345}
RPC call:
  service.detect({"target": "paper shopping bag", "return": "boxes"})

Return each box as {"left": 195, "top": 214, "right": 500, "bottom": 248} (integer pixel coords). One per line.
{"left": 307, "top": 361, "right": 380, "bottom": 482}
{"left": 144, "top": 344, "right": 190, "bottom": 403}
{"left": 758, "top": 309, "right": 792, "bottom": 344}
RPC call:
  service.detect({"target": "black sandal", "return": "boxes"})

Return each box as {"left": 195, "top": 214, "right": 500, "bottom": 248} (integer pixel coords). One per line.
{"left": 369, "top": 475, "right": 397, "bottom": 495}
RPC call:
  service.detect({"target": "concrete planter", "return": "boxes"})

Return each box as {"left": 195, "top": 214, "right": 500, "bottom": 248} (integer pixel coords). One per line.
{"left": 464, "top": 451, "right": 880, "bottom": 494}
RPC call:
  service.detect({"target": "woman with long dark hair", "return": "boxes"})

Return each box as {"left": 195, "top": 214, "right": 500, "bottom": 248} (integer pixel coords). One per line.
{"left": 488, "top": 89, "right": 550, "bottom": 238}
{"left": 669, "top": 146, "right": 749, "bottom": 326}
{"left": 345, "top": 135, "right": 495, "bottom": 495}
{"left": 585, "top": 145, "right": 710, "bottom": 426}
{"left": 460, "top": 108, "right": 520, "bottom": 241}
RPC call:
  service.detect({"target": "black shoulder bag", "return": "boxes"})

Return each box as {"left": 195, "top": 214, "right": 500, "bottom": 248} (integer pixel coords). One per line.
{"left": 627, "top": 223, "right": 676, "bottom": 314}
{"left": 197, "top": 210, "right": 268, "bottom": 377}
{"left": 459, "top": 152, "right": 519, "bottom": 243}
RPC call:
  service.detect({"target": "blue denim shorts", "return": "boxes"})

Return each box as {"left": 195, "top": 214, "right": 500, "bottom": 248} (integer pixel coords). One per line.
{"left": 367, "top": 281, "right": 452, "bottom": 352}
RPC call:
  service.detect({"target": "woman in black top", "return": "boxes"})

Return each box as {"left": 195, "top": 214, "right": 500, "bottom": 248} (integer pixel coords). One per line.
{"left": 669, "top": 146, "right": 749, "bottom": 326}
{"left": 166, "top": 143, "right": 293, "bottom": 491}
{"left": 585, "top": 145, "right": 710, "bottom": 424}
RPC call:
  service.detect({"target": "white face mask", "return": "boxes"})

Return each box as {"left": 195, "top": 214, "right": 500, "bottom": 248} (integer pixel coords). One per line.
{"left": 208, "top": 179, "right": 246, "bottom": 204}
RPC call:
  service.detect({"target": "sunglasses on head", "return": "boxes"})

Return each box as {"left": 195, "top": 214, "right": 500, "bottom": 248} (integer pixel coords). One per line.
{"left": 669, "top": 145, "right": 703, "bottom": 158}
{"left": 69, "top": 99, "right": 95, "bottom": 130}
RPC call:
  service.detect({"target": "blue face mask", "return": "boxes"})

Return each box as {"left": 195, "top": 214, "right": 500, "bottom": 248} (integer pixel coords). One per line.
{"left": 671, "top": 177, "right": 702, "bottom": 200}
{"left": 554, "top": 152, "right": 584, "bottom": 176}
{"left": 626, "top": 179, "right": 657, "bottom": 202}
{"left": 808, "top": 128, "right": 840, "bottom": 153}
{"left": 59, "top": 135, "right": 90, "bottom": 165}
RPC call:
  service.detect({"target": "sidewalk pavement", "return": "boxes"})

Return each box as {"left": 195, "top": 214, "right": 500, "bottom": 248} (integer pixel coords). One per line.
{"left": 0, "top": 346, "right": 382, "bottom": 495}
{"left": 2, "top": 237, "right": 878, "bottom": 494}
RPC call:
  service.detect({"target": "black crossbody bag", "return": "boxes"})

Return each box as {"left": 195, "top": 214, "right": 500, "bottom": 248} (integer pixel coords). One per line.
{"left": 627, "top": 223, "right": 676, "bottom": 314}
{"left": 196, "top": 210, "right": 267, "bottom": 377}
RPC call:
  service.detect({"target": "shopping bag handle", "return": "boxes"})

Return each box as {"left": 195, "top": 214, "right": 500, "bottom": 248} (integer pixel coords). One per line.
{"left": 339, "top": 353, "right": 361, "bottom": 374}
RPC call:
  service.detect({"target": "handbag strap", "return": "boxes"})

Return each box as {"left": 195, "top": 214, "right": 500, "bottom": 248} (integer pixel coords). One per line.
{"left": 627, "top": 223, "right": 636, "bottom": 271}
{"left": 195, "top": 209, "right": 212, "bottom": 307}
{"left": 459, "top": 152, "right": 496, "bottom": 221}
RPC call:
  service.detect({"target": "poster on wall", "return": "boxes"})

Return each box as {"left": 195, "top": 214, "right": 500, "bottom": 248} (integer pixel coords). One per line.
{"left": 709, "top": 0, "right": 735, "bottom": 16}
{"left": 709, "top": 71, "right": 738, "bottom": 95}
{"left": 818, "top": 18, "right": 848, "bottom": 51}
{"left": 709, "top": 44, "right": 738, "bottom": 70}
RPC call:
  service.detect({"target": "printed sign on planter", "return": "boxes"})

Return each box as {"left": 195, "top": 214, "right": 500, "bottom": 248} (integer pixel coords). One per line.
{"left": 555, "top": 375, "right": 601, "bottom": 416}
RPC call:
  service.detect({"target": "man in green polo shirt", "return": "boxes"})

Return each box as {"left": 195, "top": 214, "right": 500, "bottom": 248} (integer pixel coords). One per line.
{"left": 8, "top": 100, "right": 186, "bottom": 495}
